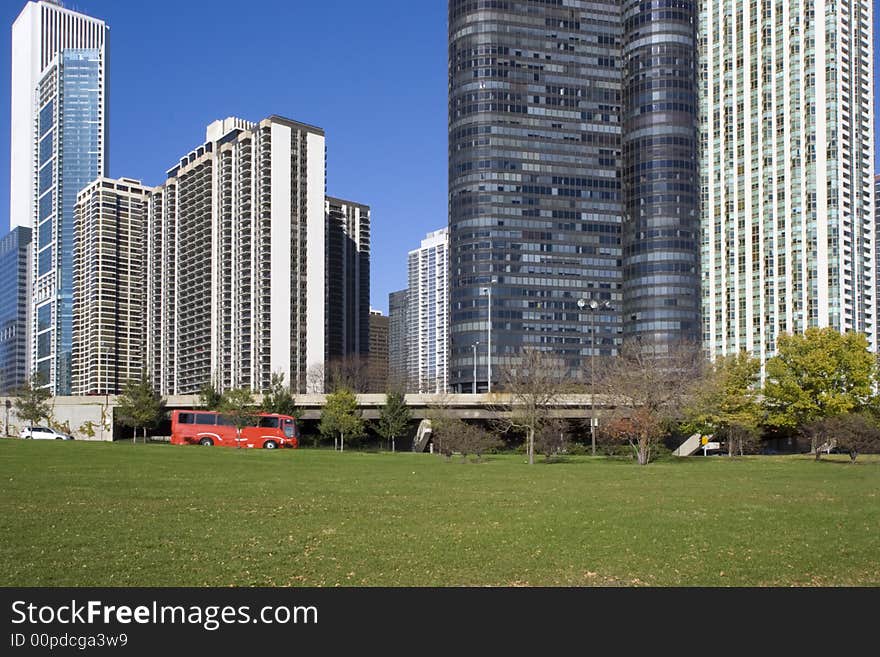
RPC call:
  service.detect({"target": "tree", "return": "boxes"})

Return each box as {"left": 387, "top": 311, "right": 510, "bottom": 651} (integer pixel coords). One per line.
{"left": 763, "top": 328, "right": 875, "bottom": 431}
{"left": 802, "top": 414, "right": 880, "bottom": 462}
{"left": 116, "top": 373, "right": 165, "bottom": 443}
{"left": 319, "top": 388, "right": 364, "bottom": 451}
{"left": 494, "top": 348, "right": 568, "bottom": 465}
{"left": 376, "top": 391, "right": 411, "bottom": 452}
{"left": 261, "top": 372, "right": 299, "bottom": 416}
{"left": 198, "top": 378, "right": 223, "bottom": 410}
{"left": 684, "top": 351, "right": 763, "bottom": 456}
{"left": 13, "top": 373, "right": 52, "bottom": 428}
{"left": 218, "top": 388, "right": 257, "bottom": 449}
{"left": 595, "top": 339, "right": 703, "bottom": 465}
{"left": 534, "top": 418, "right": 569, "bottom": 462}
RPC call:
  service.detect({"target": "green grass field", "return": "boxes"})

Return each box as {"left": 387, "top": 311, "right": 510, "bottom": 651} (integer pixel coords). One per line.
{"left": 1, "top": 438, "right": 878, "bottom": 586}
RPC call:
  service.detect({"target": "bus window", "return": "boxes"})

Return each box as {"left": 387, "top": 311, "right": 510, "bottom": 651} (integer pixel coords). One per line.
{"left": 259, "top": 417, "right": 280, "bottom": 429}
{"left": 195, "top": 413, "right": 217, "bottom": 425}
{"left": 217, "top": 415, "right": 236, "bottom": 427}
{"left": 178, "top": 412, "right": 195, "bottom": 424}
{"left": 283, "top": 419, "right": 296, "bottom": 438}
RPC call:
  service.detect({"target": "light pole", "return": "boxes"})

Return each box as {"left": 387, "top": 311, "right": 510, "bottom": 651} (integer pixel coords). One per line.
{"left": 480, "top": 278, "right": 497, "bottom": 393}
{"left": 471, "top": 341, "right": 479, "bottom": 393}
{"left": 578, "top": 297, "right": 613, "bottom": 456}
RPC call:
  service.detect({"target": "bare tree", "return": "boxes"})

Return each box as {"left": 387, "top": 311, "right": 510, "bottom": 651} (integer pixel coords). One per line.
{"left": 595, "top": 339, "right": 704, "bottom": 465}
{"left": 308, "top": 355, "right": 372, "bottom": 394}
{"left": 494, "top": 348, "right": 570, "bottom": 465}
{"left": 534, "top": 418, "right": 569, "bottom": 462}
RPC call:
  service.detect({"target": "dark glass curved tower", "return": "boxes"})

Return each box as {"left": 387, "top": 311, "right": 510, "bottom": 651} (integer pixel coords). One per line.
{"left": 621, "top": 1, "right": 700, "bottom": 347}
{"left": 448, "top": 0, "right": 624, "bottom": 392}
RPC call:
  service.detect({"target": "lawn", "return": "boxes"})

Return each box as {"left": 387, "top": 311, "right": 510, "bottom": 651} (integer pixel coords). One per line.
{"left": 0, "top": 439, "right": 878, "bottom": 586}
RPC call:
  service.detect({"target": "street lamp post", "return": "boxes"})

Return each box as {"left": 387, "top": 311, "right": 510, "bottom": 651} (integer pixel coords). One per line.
{"left": 472, "top": 341, "right": 479, "bottom": 393}
{"left": 481, "top": 278, "right": 497, "bottom": 393}
{"left": 578, "top": 297, "right": 613, "bottom": 456}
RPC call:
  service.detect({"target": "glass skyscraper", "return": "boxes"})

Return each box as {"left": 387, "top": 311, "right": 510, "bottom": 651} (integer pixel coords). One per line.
{"left": 34, "top": 48, "right": 107, "bottom": 394}
{"left": 448, "top": 0, "right": 702, "bottom": 391}
{"left": 0, "top": 227, "right": 32, "bottom": 394}
{"left": 622, "top": 1, "right": 700, "bottom": 345}
{"left": 11, "top": 2, "right": 109, "bottom": 395}
{"left": 448, "top": 0, "right": 625, "bottom": 392}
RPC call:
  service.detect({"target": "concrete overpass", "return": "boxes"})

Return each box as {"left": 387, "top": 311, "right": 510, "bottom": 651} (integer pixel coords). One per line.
{"left": 1, "top": 393, "right": 615, "bottom": 441}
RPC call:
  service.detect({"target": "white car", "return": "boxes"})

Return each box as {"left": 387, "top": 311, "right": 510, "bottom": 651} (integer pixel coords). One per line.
{"left": 20, "top": 426, "right": 74, "bottom": 440}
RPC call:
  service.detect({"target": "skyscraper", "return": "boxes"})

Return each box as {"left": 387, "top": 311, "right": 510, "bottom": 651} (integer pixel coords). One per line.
{"left": 448, "top": 1, "right": 626, "bottom": 391}
{"left": 71, "top": 178, "right": 149, "bottom": 396}
{"left": 325, "top": 197, "right": 370, "bottom": 365}
{"left": 368, "top": 309, "right": 389, "bottom": 393}
{"left": 146, "top": 116, "right": 328, "bottom": 395}
{"left": 407, "top": 228, "right": 449, "bottom": 394}
{"left": 388, "top": 289, "right": 409, "bottom": 390}
{"left": 11, "top": 1, "right": 109, "bottom": 394}
{"left": 700, "top": 0, "right": 875, "bottom": 361}
{"left": 622, "top": 2, "right": 701, "bottom": 345}
{"left": 0, "top": 227, "right": 32, "bottom": 393}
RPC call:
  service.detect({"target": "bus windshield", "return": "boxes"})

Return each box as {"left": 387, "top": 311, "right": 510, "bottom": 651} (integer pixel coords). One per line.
{"left": 283, "top": 419, "right": 296, "bottom": 438}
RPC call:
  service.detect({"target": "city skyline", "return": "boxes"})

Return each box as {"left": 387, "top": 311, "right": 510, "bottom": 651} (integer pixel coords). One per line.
{"left": 1, "top": 1, "right": 879, "bottom": 316}
{"left": 0, "top": 0, "right": 448, "bottom": 315}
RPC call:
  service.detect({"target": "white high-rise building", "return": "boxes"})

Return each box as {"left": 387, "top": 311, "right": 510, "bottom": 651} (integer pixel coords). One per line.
{"left": 700, "top": 0, "right": 875, "bottom": 363}
{"left": 146, "top": 116, "right": 327, "bottom": 395}
{"left": 11, "top": 1, "right": 109, "bottom": 393}
{"left": 406, "top": 228, "right": 448, "bottom": 394}
{"left": 72, "top": 178, "right": 149, "bottom": 396}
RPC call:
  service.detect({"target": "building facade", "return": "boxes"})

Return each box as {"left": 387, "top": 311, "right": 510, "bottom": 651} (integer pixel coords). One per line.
{"left": 407, "top": 228, "right": 449, "bottom": 394}
{"left": 0, "top": 227, "right": 32, "bottom": 393}
{"left": 71, "top": 178, "right": 148, "bottom": 395}
{"left": 448, "top": 0, "right": 625, "bottom": 391}
{"left": 12, "top": 1, "right": 109, "bottom": 394}
{"left": 325, "top": 197, "right": 370, "bottom": 365}
{"left": 368, "top": 309, "right": 389, "bottom": 393}
{"left": 388, "top": 289, "right": 409, "bottom": 390}
{"left": 146, "top": 116, "right": 327, "bottom": 395}
{"left": 622, "top": 1, "right": 701, "bottom": 346}
{"left": 700, "top": 0, "right": 875, "bottom": 361}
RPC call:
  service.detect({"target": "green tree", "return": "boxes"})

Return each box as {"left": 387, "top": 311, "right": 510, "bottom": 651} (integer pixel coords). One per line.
{"left": 219, "top": 388, "right": 256, "bottom": 449}
{"left": 376, "top": 391, "right": 411, "bottom": 452}
{"left": 13, "top": 373, "right": 52, "bottom": 428}
{"left": 198, "top": 377, "right": 223, "bottom": 410}
{"left": 684, "top": 351, "right": 763, "bottom": 456}
{"left": 763, "top": 328, "right": 875, "bottom": 431}
{"left": 319, "top": 388, "right": 364, "bottom": 451}
{"left": 116, "top": 373, "right": 165, "bottom": 443}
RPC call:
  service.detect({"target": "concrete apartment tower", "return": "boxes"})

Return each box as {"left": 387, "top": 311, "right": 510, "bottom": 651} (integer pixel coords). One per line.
{"left": 368, "top": 309, "right": 389, "bottom": 393}
{"left": 388, "top": 289, "right": 409, "bottom": 390}
{"left": 325, "top": 197, "right": 370, "bottom": 367}
{"left": 407, "top": 228, "right": 449, "bottom": 394}
{"left": 700, "top": 0, "right": 875, "bottom": 362}
{"left": 146, "top": 117, "right": 327, "bottom": 395}
{"left": 71, "top": 178, "right": 149, "bottom": 395}
{"left": 11, "top": 1, "right": 109, "bottom": 393}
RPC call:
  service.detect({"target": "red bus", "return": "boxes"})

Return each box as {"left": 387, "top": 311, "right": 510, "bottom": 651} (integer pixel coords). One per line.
{"left": 170, "top": 410, "right": 298, "bottom": 449}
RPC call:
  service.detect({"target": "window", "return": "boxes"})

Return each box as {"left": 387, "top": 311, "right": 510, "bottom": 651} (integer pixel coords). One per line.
{"left": 178, "top": 413, "right": 194, "bottom": 425}
{"left": 259, "top": 417, "right": 280, "bottom": 429}
{"left": 194, "top": 413, "right": 216, "bottom": 426}
{"left": 37, "top": 304, "right": 52, "bottom": 332}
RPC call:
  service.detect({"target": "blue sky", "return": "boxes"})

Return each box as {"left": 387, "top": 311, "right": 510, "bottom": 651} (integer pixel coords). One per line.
{"left": 1, "top": 1, "right": 879, "bottom": 313}
{"left": 0, "top": 0, "right": 448, "bottom": 314}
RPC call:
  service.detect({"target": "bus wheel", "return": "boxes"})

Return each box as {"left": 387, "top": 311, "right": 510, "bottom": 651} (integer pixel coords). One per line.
{"left": 199, "top": 437, "right": 214, "bottom": 447}
{"left": 263, "top": 441, "right": 278, "bottom": 450}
